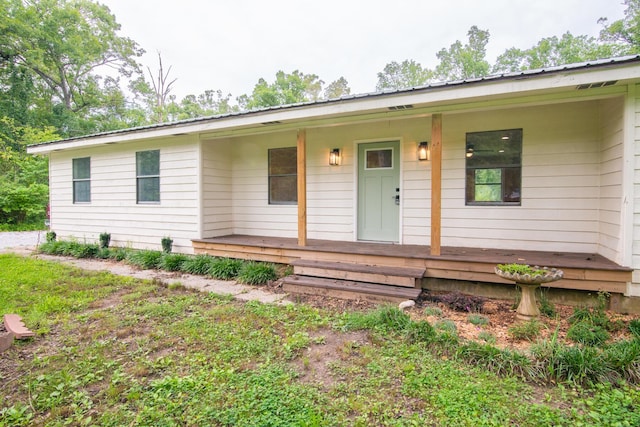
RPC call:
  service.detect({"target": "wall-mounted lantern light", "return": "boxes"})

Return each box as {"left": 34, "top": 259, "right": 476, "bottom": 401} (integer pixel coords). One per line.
{"left": 329, "top": 148, "right": 341, "bottom": 166}
{"left": 466, "top": 144, "right": 474, "bottom": 158}
{"left": 418, "top": 141, "right": 430, "bottom": 161}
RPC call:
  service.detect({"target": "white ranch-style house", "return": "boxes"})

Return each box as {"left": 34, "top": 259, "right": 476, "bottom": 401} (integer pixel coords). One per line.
{"left": 28, "top": 56, "right": 640, "bottom": 309}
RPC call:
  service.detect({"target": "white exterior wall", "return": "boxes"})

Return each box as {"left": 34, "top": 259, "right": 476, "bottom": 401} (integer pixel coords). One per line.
{"left": 440, "top": 101, "right": 604, "bottom": 252}
{"left": 48, "top": 136, "right": 200, "bottom": 253}
{"left": 202, "top": 139, "right": 232, "bottom": 237}
{"left": 599, "top": 97, "right": 625, "bottom": 263}
{"left": 633, "top": 84, "right": 640, "bottom": 292}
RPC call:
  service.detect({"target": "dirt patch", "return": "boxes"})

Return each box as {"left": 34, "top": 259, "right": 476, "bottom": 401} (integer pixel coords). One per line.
{"left": 292, "top": 328, "right": 370, "bottom": 389}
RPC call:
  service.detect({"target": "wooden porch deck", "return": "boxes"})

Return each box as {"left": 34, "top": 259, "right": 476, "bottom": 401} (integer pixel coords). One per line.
{"left": 192, "top": 235, "right": 632, "bottom": 295}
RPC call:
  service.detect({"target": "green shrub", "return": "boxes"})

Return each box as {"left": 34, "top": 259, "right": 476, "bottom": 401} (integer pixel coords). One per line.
{"left": 423, "top": 306, "right": 443, "bottom": 317}
{"left": 209, "top": 258, "right": 244, "bottom": 280}
{"left": 160, "top": 253, "right": 189, "bottom": 272}
{"left": 478, "top": 331, "right": 496, "bottom": 344}
{"left": 434, "top": 319, "right": 457, "bottom": 334}
{"left": 467, "top": 314, "right": 489, "bottom": 326}
{"left": 603, "top": 339, "right": 640, "bottom": 383}
{"left": 71, "top": 243, "right": 99, "bottom": 258}
{"left": 96, "top": 247, "right": 111, "bottom": 259}
{"left": 456, "top": 342, "right": 534, "bottom": 379}
{"left": 161, "top": 236, "right": 173, "bottom": 253}
{"left": 532, "top": 339, "right": 612, "bottom": 384}
{"left": 338, "top": 306, "right": 411, "bottom": 333}
{"left": 46, "top": 231, "right": 56, "bottom": 242}
{"left": 126, "top": 250, "right": 163, "bottom": 269}
{"left": 629, "top": 319, "right": 640, "bottom": 339}
{"left": 537, "top": 289, "right": 556, "bottom": 318}
{"left": 405, "top": 320, "right": 436, "bottom": 344}
{"left": 182, "top": 254, "right": 215, "bottom": 275}
{"left": 238, "top": 262, "right": 277, "bottom": 285}
{"left": 99, "top": 232, "right": 110, "bottom": 249}
{"left": 108, "top": 247, "right": 130, "bottom": 262}
{"left": 567, "top": 321, "right": 610, "bottom": 347}
{"left": 508, "top": 320, "right": 542, "bottom": 341}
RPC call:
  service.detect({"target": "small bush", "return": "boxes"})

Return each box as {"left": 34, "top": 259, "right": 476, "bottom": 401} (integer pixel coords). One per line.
{"left": 72, "top": 243, "right": 100, "bottom": 258}
{"left": 603, "top": 339, "right": 640, "bottom": 383}
{"left": 237, "top": 262, "right": 277, "bottom": 285}
{"left": 182, "top": 254, "right": 215, "bottom": 275}
{"left": 478, "top": 331, "right": 496, "bottom": 344}
{"left": 161, "top": 236, "right": 173, "bottom": 253}
{"left": 629, "top": 319, "right": 640, "bottom": 339}
{"left": 46, "top": 231, "right": 56, "bottom": 242}
{"left": 434, "top": 319, "right": 457, "bottom": 334}
{"left": 537, "top": 289, "right": 556, "bottom": 318}
{"left": 160, "top": 253, "right": 189, "bottom": 272}
{"left": 456, "top": 342, "right": 534, "bottom": 379}
{"left": 126, "top": 250, "right": 163, "bottom": 269}
{"left": 405, "top": 320, "right": 436, "bottom": 344}
{"left": 567, "top": 321, "right": 610, "bottom": 347}
{"left": 508, "top": 320, "right": 542, "bottom": 341}
{"left": 108, "top": 247, "right": 130, "bottom": 261}
{"left": 337, "top": 306, "right": 411, "bottom": 333}
{"left": 423, "top": 306, "right": 443, "bottom": 317}
{"left": 467, "top": 314, "right": 489, "bottom": 326}
{"left": 99, "top": 232, "right": 111, "bottom": 249}
{"left": 209, "top": 258, "right": 243, "bottom": 280}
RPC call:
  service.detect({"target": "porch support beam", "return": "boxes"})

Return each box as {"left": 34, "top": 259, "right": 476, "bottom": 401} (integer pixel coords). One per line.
{"left": 430, "top": 114, "right": 442, "bottom": 255}
{"left": 297, "top": 129, "right": 307, "bottom": 246}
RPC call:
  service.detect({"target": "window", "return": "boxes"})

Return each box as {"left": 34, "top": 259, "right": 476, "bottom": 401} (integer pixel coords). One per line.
{"left": 465, "top": 129, "right": 522, "bottom": 205}
{"left": 268, "top": 147, "right": 297, "bottom": 204}
{"left": 72, "top": 157, "right": 90, "bottom": 203}
{"left": 136, "top": 150, "right": 160, "bottom": 203}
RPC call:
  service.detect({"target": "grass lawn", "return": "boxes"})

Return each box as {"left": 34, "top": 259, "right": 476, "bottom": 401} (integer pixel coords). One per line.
{"left": 1, "top": 254, "right": 638, "bottom": 426}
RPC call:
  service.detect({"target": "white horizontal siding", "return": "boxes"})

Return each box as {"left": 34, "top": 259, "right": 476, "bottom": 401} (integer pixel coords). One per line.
{"left": 48, "top": 137, "right": 200, "bottom": 253}
{"left": 201, "top": 139, "right": 232, "bottom": 237}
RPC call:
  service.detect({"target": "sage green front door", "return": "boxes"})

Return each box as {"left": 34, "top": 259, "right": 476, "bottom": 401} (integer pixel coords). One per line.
{"left": 357, "top": 141, "right": 400, "bottom": 242}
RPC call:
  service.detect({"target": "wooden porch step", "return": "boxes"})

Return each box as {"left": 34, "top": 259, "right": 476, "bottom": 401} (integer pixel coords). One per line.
{"left": 291, "top": 259, "right": 425, "bottom": 288}
{"left": 282, "top": 275, "right": 422, "bottom": 304}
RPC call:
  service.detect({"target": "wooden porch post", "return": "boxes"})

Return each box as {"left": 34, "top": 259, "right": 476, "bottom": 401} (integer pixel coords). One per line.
{"left": 297, "top": 129, "right": 307, "bottom": 246}
{"left": 430, "top": 114, "right": 442, "bottom": 256}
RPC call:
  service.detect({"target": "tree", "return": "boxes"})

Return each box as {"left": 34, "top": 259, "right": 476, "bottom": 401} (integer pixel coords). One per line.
{"left": 493, "top": 32, "right": 621, "bottom": 73}
{"left": 237, "top": 70, "right": 324, "bottom": 110}
{"left": 598, "top": 0, "right": 640, "bottom": 54}
{"left": 0, "top": 0, "right": 143, "bottom": 134}
{"left": 433, "top": 26, "right": 491, "bottom": 81}
{"left": 375, "top": 60, "right": 432, "bottom": 91}
{"left": 146, "top": 52, "right": 177, "bottom": 123}
{"left": 324, "top": 77, "right": 351, "bottom": 99}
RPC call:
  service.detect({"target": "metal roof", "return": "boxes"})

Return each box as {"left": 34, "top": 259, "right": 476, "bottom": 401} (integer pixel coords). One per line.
{"left": 28, "top": 55, "right": 640, "bottom": 148}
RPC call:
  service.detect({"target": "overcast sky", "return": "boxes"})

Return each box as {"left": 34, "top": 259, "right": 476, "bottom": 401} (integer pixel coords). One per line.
{"left": 100, "top": 0, "right": 626, "bottom": 100}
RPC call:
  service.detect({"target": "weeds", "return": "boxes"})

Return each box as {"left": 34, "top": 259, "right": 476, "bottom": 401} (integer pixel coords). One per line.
{"left": 468, "top": 314, "right": 490, "bottom": 326}
{"left": 508, "top": 319, "right": 542, "bottom": 341}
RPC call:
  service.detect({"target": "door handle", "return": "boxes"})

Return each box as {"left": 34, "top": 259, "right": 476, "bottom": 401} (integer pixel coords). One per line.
{"left": 394, "top": 194, "right": 400, "bottom": 205}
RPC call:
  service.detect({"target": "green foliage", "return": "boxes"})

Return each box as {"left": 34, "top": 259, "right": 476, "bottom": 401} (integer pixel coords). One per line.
{"left": 456, "top": 342, "right": 534, "bottom": 379}
{"left": 181, "top": 254, "right": 215, "bottom": 275}
{"left": 468, "top": 314, "right": 490, "bottom": 326}
{"left": 496, "top": 263, "right": 547, "bottom": 276}
{"left": 46, "top": 231, "right": 56, "bottom": 242}
{"left": 434, "top": 319, "right": 458, "bottom": 334}
{"left": 567, "top": 321, "right": 610, "bottom": 347}
{"left": 405, "top": 320, "right": 436, "bottom": 344}
{"left": 160, "top": 236, "right": 173, "bottom": 253}
{"left": 209, "top": 257, "right": 243, "bottom": 280}
{"left": 0, "top": 182, "right": 48, "bottom": 224}
{"left": 237, "top": 262, "right": 277, "bottom": 285}
{"left": 508, "top": 320, "right": 542, "bottom": 341}
{"left": 478, "top": 331, "right": 497, "bottom": 344}
{"left": 99, "top": 232, "right": 110, "bottom": 249}
{"left": 630, "top": 319, "right": 640, "bottom": 339}
{"left": 126, "top": 250, "right": 163, "bottom": 270}
{"left": 375, "top": 59, "right": 433, "bottom": 91}
{"left": 338, "top": 305, "right": 412, "bottom": 333}
{"left": 159, "top": 253, "right": 189, "bottom": 272}
{"left": 537, "top": 289, "right": 557, "bottom": 318}
{"left": 423, "top": 306, "right": 443, "bottom": 317}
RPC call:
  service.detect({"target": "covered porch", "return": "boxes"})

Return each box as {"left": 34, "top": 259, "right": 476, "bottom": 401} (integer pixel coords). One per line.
{"left": 192, "top": 235, "right": 632, "bottom": 297}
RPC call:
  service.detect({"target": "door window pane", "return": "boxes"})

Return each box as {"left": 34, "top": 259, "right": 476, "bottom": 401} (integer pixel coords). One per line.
{"left": 365, "top": 149, "right": 393, "bottom": 169}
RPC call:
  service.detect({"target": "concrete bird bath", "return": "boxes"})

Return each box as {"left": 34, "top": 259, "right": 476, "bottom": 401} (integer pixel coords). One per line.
{"left": 495, "top": 264, "right": 564, "bottom": 320}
